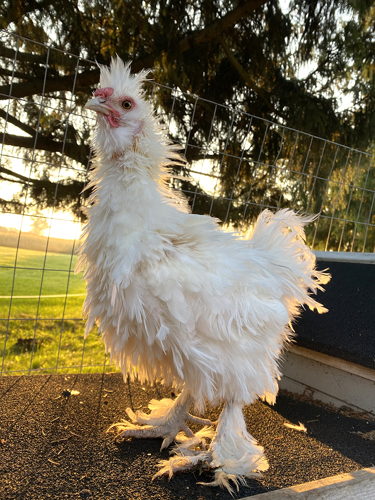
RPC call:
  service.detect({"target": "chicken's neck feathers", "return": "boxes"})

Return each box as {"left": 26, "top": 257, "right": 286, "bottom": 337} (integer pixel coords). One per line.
{"left": 84, "top": 128, "right": 189, "bottom": 264}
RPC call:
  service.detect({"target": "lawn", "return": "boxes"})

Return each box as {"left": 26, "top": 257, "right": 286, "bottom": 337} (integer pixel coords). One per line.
{"left": 0, "top": 246, "right": 115, "bottom": 375}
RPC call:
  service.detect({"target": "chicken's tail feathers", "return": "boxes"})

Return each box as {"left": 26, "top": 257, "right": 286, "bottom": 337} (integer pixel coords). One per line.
{"left": 249, "top": 209, "right": 331, "bottom": 314}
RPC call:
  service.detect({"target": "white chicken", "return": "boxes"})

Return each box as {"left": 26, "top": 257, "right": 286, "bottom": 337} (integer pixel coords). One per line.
{"left": 78, "top": 57, "right": 330, "bottom": 492}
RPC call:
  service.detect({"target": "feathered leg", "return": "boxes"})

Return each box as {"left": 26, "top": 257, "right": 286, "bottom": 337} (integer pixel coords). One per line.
{"left": 199, "top": 402, "right": 269, "bottom": 491}
{"left": 155, "top": 402, "right": 268, "bottom": 495}
{"left": 108, "top": 387, "right": 214, "bottom": 450}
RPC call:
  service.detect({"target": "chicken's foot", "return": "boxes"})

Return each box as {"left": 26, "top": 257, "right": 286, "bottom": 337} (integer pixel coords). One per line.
{"left": 107, "top": 388, "right": 214, "bottom": 450}
{"left": 154, "top": 402, "right": 268, "bottom": 494}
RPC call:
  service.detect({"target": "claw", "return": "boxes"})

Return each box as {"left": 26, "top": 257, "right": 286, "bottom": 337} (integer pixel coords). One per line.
{"left": 197, "top": 470, "right": 248, "bottom": 497}
{"left": 125, "top": 407, "right": 137, "bottom": 422}
{"left": 160, "top": 434, "right": 174, "bottom": 451}
{"left": 106, "top": 418, "right": 139, "bottom": 434}
{"left": 181, "top": 424, "right": 195, "bottom": 437}
{"left": 153, "top": 452, "right": 211, "bottom": 481}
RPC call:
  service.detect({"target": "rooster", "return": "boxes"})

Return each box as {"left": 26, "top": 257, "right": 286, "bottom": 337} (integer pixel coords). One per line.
{"left": 78, "top": 57, "right": 330, "bottom": 492}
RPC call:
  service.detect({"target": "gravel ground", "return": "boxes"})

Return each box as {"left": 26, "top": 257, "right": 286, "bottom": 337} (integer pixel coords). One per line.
{"left": 1, "top": 373, "right": 374, "bottom": 500}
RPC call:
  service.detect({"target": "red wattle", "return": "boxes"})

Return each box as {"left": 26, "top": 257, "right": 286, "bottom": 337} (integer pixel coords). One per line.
{"left": 106, "top": 114, "right": 120, "bottom": 128}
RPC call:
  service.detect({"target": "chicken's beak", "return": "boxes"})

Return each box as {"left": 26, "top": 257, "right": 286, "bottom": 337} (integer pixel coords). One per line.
{"left": 85, "top": 97, "right": 110, "bottom": 115}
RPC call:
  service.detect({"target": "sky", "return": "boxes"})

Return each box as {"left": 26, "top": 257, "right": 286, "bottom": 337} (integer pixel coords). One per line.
{"left": 0, "top": 117, "right": 83, "bottom": 240}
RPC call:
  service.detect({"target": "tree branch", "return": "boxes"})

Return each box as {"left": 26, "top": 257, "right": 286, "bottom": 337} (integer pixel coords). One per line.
{"left": 0, "top": 67, "right": 31, "bottom": 79}
{"left": 0, "top": 0, "right": 268, "bottom": 100}
{"left": 221, "top": 41, "right": 271, "bottom": 102}
{"left": 178, "top": 0, "right": 268, "bottom": 52}
{"left": 0, "top": 174, "right": 31, "bottom": 184}
{"left": 0, "top": 0, "right": 50, "bottom": 28}
{"left": 0, "top": 42, "right": 93, "bottom": 68}
{"left": 0, "top": 68, "right": 99, "bottom": 100}
{"left": 0, "top": 108, "right": 36, "bottom": 136}
{"left": 0, "top": 132, "right": 89, "bottom": 165}
{"left": 0, "top": 165, "right": 37, "bottom": 183}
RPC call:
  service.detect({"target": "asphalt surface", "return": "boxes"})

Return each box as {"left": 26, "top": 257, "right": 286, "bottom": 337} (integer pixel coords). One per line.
{"left": 296, "top": 260, "right": 375, "bottom": 369}
{"left": 1, "top": 373, "right": 374, "bottom": 499}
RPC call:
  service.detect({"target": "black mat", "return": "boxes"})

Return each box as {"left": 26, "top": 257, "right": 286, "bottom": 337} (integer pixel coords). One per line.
{"left": 296, "top": 260, "right": 375, "bottom": 369}
{"left": 1, "top": 373, "right": 375, "bottom": 499}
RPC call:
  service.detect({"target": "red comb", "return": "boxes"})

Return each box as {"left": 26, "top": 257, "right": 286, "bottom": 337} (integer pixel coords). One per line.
{"left": 94, "top": 87, "right": 114, "bottom": 98}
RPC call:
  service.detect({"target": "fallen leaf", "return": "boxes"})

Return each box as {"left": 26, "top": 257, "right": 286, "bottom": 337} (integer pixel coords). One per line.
{"left": 284, "top": 422, "right": 307, "bottom": 433}
{"left": 352, "top": 430, "right": 375, "bottom": 440}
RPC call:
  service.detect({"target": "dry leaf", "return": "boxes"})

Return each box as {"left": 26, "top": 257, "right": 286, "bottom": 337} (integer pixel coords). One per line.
{"left": 353, "top": 430, "right": 375, "bottom": 440}
{"left": 284, "top": 422, "right": 307, "bottom": 433}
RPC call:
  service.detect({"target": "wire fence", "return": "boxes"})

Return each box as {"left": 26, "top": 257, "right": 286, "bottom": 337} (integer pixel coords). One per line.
{"left": 0, "top": 30, "right": 374, "bottom": 376}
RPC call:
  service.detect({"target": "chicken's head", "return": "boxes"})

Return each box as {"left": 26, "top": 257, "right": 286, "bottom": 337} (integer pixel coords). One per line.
{"left": 85, "top": 57, "right": 151, "bottom": 156}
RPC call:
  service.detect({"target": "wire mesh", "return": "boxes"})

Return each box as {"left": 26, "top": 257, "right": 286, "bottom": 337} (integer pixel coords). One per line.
{"left": 0, "top": 30, "right": 374, "bottom": 376}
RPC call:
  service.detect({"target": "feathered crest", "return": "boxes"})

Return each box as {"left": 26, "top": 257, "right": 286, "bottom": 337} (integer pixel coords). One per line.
{"left": 97, "top": 56, "right": 151, "bottom": 96}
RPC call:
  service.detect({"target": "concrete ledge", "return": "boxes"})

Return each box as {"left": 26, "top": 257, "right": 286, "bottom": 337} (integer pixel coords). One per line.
{"left": 279, "top": 345, "right": 375, "bottom": 415}
{"left": 314, "top": 250, "right": 375, "bottom": 264}
{"left": 241, "top": 467, "right": 375, "bottom": 499}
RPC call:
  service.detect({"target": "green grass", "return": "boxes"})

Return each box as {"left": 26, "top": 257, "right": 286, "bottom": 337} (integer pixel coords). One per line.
{"left": 0, "top": 246, "right": 115, "bottom": 375}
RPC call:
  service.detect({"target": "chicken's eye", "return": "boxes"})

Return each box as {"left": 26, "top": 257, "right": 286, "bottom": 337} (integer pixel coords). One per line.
{"left": 121, "top": 99, "right": 133, "bottom": 110}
